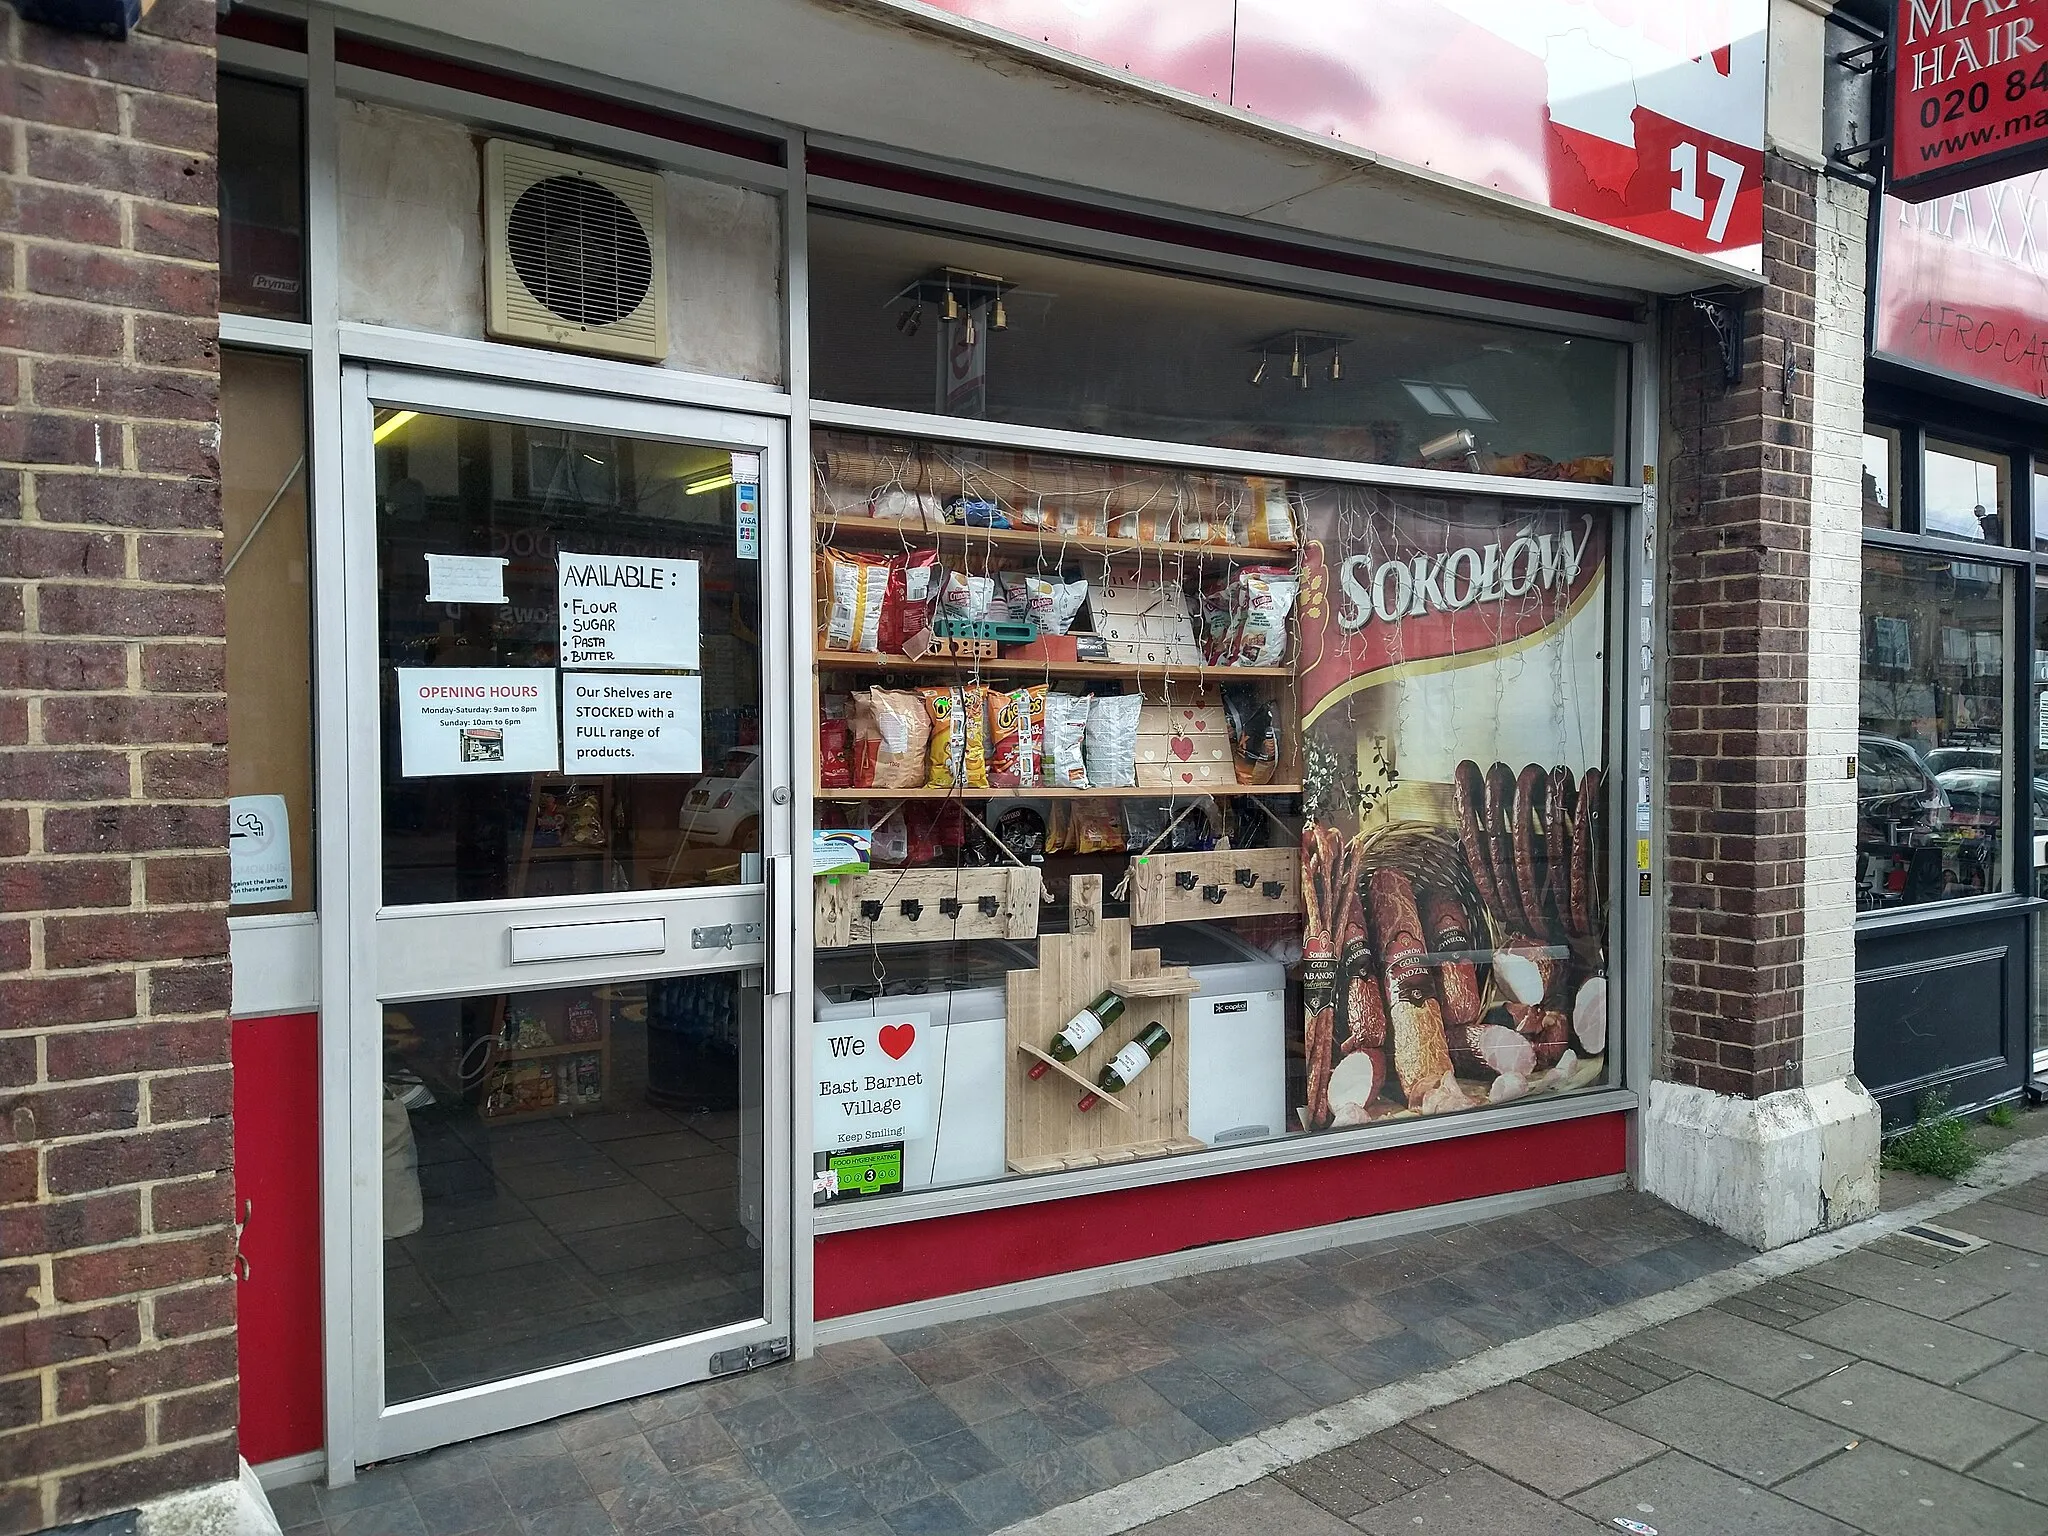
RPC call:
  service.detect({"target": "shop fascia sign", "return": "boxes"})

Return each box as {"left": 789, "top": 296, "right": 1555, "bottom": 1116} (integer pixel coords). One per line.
{"left": 1890, "top": 0, "right": 2048, "bottom": 200}
{"left": 914, "top": 0, "right": 1768, "bottom": 272}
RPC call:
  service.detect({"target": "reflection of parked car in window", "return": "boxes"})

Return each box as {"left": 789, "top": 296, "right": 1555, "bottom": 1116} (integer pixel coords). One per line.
{"left": 1934, "top": 767, "right": 2048, "bottom": 829}
{"left": 680, "top": 748, "right": 761, "bottom": 847}
{"left": 1857, "top": 735, "right": 1949, "bottom": 839}
{"left": 1925, "top": 746, "right": 2001, "bottom": 777}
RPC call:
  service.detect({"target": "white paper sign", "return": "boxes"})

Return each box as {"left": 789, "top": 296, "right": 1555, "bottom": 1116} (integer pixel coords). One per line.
{"left": 396, "top": 668, "right": 559, "bottom": 777}
{"left": 563, "top": 672, "right": 702, "bottom": 773}
{"left": 813, "top": 1013, "right": 936, "bottom": 1152}
{"left": 557, "top": 552, "right": 700, "bottom": 671}
{"left": 425, "top": 553, "right": 508, "bottom": 605}
{"left": 228, "top": 794, "right": 292, "bottom": 905}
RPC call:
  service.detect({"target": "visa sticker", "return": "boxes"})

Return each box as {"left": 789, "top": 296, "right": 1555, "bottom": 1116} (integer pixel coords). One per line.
{"left": 736, "top": 481, "right": 759, "bottom": 561}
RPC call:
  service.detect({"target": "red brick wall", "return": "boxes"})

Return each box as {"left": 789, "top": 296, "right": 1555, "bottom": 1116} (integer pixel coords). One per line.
{"left": 0, "top": 3, "right": 233, "bottom": 1530}
{"left": 1659, "top": 153, "right": 1817, "bottom": 1102}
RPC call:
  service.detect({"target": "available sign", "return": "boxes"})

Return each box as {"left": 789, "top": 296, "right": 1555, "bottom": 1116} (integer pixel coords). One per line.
{"left": 557, "top": 552, "right": 700, "bottom": 671}
{"left": 812, "top": 1014, "right": 936, "bottom": 1152}
{"left": 1891, "top": 0, "right": 2048, "bottom": 201}
{"left": 395, "top": 667, "right": 559, "bottom": 777}
{"left": 563, "top": 672, "right": 703, "bottom": 774}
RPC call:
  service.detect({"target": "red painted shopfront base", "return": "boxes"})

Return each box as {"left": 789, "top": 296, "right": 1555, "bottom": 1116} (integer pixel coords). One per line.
{"left": 815, "top": 1112, "right": 1628, "bottom": 1320}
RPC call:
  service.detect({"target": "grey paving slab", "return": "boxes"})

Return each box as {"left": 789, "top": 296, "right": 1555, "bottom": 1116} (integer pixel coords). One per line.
{"left": 1411, "top": 1381, "right": 1664, "bottom": 1498}
{"left": 1800, "top": 1248, "right": 2014, "bottom": 1320}
{"left": 1940, "top": 1199, "right": 2048, "bottom": 1256}
{"left": 1568, "top": 1450, "right": 1862, "bottom": 1536}
{"left": 1954, "top": 1292, "right": 2048, "bottom": 1352}
{"left": 1604, "top": 1374, "right": 1851, "bottom": 1485}
{"left": 1782, "top": 1360, "right": 2038, "bottom": 1470}
{"left": 1777, "top": 1441, "right": 2048, "bottom": 1536}
{"left": 1966, "top": 1351, "right": 2048, "bottom": 1418}
{"left": 1973, "top": 1422, "right": 2048, "bottom": 1504}
{"left": 1129, "top": 1479, "right": 1356, "bottom": 1535}
{"left": 1631, "top": 1307, "right": 1853, "bottom": 1397}
{"left": 1792, "top": 1298, "right": 2018, "bottom": 1385}
{"left": 1352, "top": 1466, "right": 1605, "bottom": 1536}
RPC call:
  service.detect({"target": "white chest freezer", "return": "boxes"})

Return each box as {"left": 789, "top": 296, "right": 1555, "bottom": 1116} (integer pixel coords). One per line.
{"left": 1138, "top": 922, "right": 1289, "bottom": 1148}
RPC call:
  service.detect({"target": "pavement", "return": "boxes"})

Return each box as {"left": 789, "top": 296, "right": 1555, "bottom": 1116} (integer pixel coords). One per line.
{"left": 268, "top": 1113, "right": 2048, "bottom": 1536}
{"left": 1085, "top": 1125, "right": 2048, "bottom": 1536}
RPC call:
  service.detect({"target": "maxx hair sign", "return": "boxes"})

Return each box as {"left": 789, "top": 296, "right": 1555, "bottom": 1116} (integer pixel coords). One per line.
{"left": 919, "top": 0, "right": 1768, "bottom": 271}
{"left": 1891, "top": 0, "right": 2048, "bottom": 201}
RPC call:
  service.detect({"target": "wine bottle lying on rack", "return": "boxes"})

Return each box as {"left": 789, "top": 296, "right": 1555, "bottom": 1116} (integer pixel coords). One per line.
{"left": 1077, "top": 1023, "right": 1171, "bottom": 1111}
{"left": 1028, "top": 989, "right": 1126, "bottom": 1079}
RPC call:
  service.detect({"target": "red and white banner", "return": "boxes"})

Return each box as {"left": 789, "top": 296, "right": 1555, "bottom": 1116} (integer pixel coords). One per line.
{"left": 1874, "top": 170, "right": 2048, "bottom": 400}
{"left": 1891, "top": 0, "right": 2048, "bottom": 202}
{"left": 918, "top": 0, "right": 1766, "bottom": 272}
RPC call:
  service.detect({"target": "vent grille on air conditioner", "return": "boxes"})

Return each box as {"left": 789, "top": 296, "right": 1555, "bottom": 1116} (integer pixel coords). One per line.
{"left": 485, "top": 140, "right": 667, "bottom": 362}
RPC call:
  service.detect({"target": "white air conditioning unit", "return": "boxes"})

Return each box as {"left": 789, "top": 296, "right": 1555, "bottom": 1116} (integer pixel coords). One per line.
{"left": 484, "top": 139, "right": 667, "bottom": 362}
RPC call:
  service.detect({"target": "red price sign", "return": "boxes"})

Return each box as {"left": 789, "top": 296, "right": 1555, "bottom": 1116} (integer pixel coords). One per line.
{"left": 1893, "top": 0, "right": 2048, "bottom": 201}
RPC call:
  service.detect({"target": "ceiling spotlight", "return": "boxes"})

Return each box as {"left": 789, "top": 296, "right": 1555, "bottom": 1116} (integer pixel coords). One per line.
{"left": 1329, "top": 352, "right": 1344, "bottom": 382}
{"left": 941, "top": 287, "right": 960, "bottom": 323}
{"left": 1289, "top": 338, "right": 1303, "bottom": 379}
{"left": 991, "top": 297, "right": 1008, "bottom": 331}
{"left": 964, "top": 314, "right": 977, "bottom": 345}
{"left": 1249, "top": 354, "right": 1268, "bottom": 387}
{"left": 896, "top": 304, "right": 923, "bottom": 337}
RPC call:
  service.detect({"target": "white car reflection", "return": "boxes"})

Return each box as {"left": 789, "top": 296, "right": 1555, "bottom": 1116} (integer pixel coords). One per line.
{"left": 680, "top": 747, "right": 761, "bottom": 847}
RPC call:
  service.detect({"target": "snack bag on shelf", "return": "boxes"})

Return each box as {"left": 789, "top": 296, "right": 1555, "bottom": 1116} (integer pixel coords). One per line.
{"left": 1082, "top": 692, "right": 1144, "bottom": 789}
{"left": 861, "top": 687, "right": 929, "bottom": 790}
{"left": 921, "top": 684, "right": 991, "bottom": 789}
{"left": 819, "top": 717, "right": 853, "bottom": 789}
{"left": 945, "top": 495, "right": 1014, "bottom": 529}
{"left": 878, "top": 548, "right": 939, "bottom": 654}
{"left": 1071, "top": 801, "right": 1127, "bottom": 854}
{"left": 565, "top": 787, "right": 606, "bottom": 846}
{"left": 822, "top": 550, "right": 890, "bottom": 652}
{"left": 1229, "top": 570, "right": 1299, "bottom": 666}
{"left": 1041, "top": 692, "right": 1093, "bottom": 789}
{"left": 1198, "top": 577, "right": 1233, "bottom": 663}
{"left": 937, "top": 567, "right": 997, "bottom": 622}
{"left": 989, "top": 685, "right": 1047, "bottom": 788}
{"left": 873, "top": 488, "right": 943, "bottom": 523}
{"left": 532, "top": 789, "right": 565, "bottom": 847}
{"left": 866, "top": 805, "right": 909, "bottom": 865}
{"left": 1000, "top": 572, "right": 1088, "bottom": 636}
{"left": 1221, "top": 683, "right": 1280, "bottom": 785}
{"left": 1246, "top": 480, "right": 1298, "bottom": 547}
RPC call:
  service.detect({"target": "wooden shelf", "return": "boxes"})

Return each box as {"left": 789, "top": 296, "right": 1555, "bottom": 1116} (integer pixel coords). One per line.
{"left": 1015, "top": 1043, "right": 1134, "bottom": 1115}
{"left": 1110, "top": 974, "right": 1202, "bottom": 999}
{"left": 494, "top": 1039, "right": 605, "bottom": 1061}
{"left": 819, "top": 784, "right": 1302, "bottom": 800}
{"left": 814, "top": 649, "right": 1293, "bottom": 680}
{"left": 1009, "top": 1136, "right": 1205, "bottom": 1174}
{"left": 818, "top": 516, "right": 1298, "bottom": 564}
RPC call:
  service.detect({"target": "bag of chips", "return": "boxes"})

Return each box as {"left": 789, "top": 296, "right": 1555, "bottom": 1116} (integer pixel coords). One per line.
{"left": 1221, "top": 683, "right": 1279, "bottom": 785}
{"left": 922, "top": 685, "right": 990, "bottom": 789}
{"left": 819, "top": 718, "right": 852, "bottom": 789}
{"left": 937, "top": 568, "right": 996, "bottom": 621}
{"left": 1082, "top": 692, "right": 1144, "bottom": 789}
{"left": 988, "top": 685, "right": 1047, "bottom": 789}
{"left": 1070, "top": 801, "right": 1126, "bottom": 854}
{"left": 1228, "top": 571, "right": 1298, "bottom": 666}
{"left": 1041, "top": 692, "right": 1092, "bottom": 789}
{"left": 1000, "top": 572, "right": 1089, "bottom": 636}
{"left": 862, "top": 687, "right": 929, "bottom": 790}
{"left": 879, "top": 548, "right": 939, "bottom": 655}
{"left": 1248, "top": 482, "right": 1298, "bottom": 547}
{"left": 822, "top": 550, "right": 890, "bottom": 652}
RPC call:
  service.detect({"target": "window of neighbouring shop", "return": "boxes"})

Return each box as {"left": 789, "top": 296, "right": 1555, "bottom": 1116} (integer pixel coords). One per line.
{"left": 806, "top": 219, "right": 1626, "bottom": 1207}
{"left": 219, "top": 73, "right": 306, "bottom": 322}
{"left": 1857, "top": 424, "right": 2026, "bottom": 917}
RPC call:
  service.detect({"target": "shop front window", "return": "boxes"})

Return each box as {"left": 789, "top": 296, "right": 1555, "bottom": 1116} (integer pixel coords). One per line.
{"left": 219, "top": 74, "right": 305, "bottom": 321}
{"left": 1857, "top": 550, "right": 2011, "bottom": 910}
{"left": 809, "top": 214, "right": 1626, "bottom": 484}
{"left": 1923, "top": 439, "right": 2011, "bottom": 545}
{"left": 223, "top": 349, "right": 314, "bottom": 914}
{"left": 1863, "top": 429, "right": 1901, "bottom": 531}
{"left": 809, "top": 429, "right": 1614, "bottom": 1203}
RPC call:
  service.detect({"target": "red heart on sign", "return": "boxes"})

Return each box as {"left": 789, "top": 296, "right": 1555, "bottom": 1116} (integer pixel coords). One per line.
{"left": 878, "top": 1024, "right": 916, "bottom": 1060}
{"left": 1170, "top": 738, "right": 1193, "bottom": 761}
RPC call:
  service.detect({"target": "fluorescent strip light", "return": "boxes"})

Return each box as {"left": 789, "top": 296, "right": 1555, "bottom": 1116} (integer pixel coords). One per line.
{"left": 684, "top": 472, "right": 735, "bottom": 495}
{"left": 372, "top": 410, "right": 418, "bottom": 445}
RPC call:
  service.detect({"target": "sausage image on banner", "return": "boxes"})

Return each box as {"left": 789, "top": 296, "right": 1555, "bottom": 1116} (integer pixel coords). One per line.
{"left": 1292, "top": 483, "right": 1611, "bottom": 1131}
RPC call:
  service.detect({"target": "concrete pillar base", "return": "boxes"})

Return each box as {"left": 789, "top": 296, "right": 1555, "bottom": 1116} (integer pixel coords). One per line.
{"left": 1642, "top": 1077, "right": 1881, "bottom": 1249}
{"left": 128, "top": 1462, "right": 281, "bottom": 1536}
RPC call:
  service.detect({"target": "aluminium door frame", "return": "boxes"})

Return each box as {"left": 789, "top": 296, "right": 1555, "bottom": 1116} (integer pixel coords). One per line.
{"left": 332, "top": 363, "right": 799, "bottom": 1466}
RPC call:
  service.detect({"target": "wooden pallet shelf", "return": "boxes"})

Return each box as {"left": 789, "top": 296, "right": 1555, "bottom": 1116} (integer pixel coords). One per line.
{"left": 1014, "top": 1043, "right": 1134, "bottom": 1115}
{"left": 1009, "top": 1136, "right": 1205, "bottom": 1175}
{"left": 817, "top": 516, "right": 1296, "bottom": 564}
{"left": 814, "top": 649, "right": 1293, "bottom": 681}
{"left": 818, "top": 784, "right": 1302, "bottom": 800}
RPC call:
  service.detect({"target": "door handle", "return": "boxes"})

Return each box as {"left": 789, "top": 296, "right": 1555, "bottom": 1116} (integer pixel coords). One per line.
{"left": 765, "top": 854, "right": 790, "bottom": 997}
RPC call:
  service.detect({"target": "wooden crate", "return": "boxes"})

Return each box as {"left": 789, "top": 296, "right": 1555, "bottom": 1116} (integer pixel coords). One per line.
{"left": 1005, "top": 874, "right": 1201, "bottom": 1173}
{"left": 1088, "top": 576, "right": 1203, "bottom": 667}
{"left": 1134, "top": 703, "right": 1233, "bottom": 789}
{"left": 1127, "top": 846, "right": 1301, "bottom": 927}
{"left": 814, "top": 866, "right": 1042, "bottom": 948}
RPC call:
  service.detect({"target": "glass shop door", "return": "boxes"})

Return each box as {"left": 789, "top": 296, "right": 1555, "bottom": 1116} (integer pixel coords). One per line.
{"left": 338, "top": 368, "right": 794, "bottom": 1463}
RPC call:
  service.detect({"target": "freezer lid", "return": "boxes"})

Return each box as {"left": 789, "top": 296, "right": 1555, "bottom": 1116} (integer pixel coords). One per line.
{"left": 813, "top": 937, "right": 1037, "bottom": 1022}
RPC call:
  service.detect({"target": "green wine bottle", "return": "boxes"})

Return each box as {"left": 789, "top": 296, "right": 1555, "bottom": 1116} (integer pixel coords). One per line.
{"left": 1077, "top": 1022, "right": 1171, "bottom": 1111}
{"left": 1028, "top": 989, "right": 1126, "bottom": 1079}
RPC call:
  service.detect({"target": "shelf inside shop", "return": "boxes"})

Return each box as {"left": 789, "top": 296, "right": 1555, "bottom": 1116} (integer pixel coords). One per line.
{"left": 814, "top": 649, "right": 1294, "bottom": 680}
{"left": 490, "top": 1040, "right": 604, "bottom": 1062}
{"left": 815, "top": 516, "right": 1297, "bottom": 564}
{"left": 817, "top": 784, "right": 1302, "bottom": 800}
{"left": 1015, "top": 1044, "right": 1135, "bottom": 1113}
